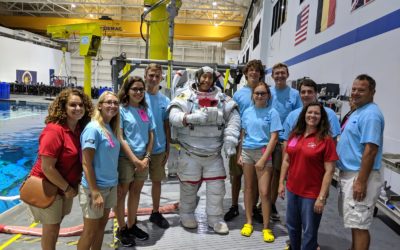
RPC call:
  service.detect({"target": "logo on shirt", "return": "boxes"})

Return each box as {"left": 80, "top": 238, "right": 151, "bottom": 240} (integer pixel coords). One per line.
{"left": 85, "top": 139, "right": 95, "bottom": 144}
{"left": 307, "top": 142, "right": 317, "bottom": 148}
{"left": 263, "top": 114, "right": 271, "bottom": 122}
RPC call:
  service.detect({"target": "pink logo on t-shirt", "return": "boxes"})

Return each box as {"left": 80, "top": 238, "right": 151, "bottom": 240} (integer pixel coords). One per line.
{"left": 288, "top": 136, "right": 300, "bottom": 147}
{"left": 138, "top": 109, "right": 149, "bottom": 122}
{"left": 107, "top": 134, "right": 115, "bottom": 148}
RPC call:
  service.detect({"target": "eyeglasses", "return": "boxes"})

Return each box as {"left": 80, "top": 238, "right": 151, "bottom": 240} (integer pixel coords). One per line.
{"left": 130, "top": 88, "right": 145, "bottom": 93}
{"left": 68, "top": 103, "right": 84, "bottom": 108}
{"left": 253, "top": 92, "right": 268, "bottom": 97}
{"left": 101, "top": 100, "right": 119, "bottom": 106}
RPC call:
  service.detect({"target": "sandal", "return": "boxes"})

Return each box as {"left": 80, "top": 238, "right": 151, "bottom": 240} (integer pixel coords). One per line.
{"left": 263, "top": 228, "right": 275, "bottom": 243}
{"left": 240, "top": 223, "right": 253, "bottom": 237}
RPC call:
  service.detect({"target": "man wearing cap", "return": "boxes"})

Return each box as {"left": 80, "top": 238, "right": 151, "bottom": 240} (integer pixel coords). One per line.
{"left": 168, "top": 66, "right": 241, "bottom": 234}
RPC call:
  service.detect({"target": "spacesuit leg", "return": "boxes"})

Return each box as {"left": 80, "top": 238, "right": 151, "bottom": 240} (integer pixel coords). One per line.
{"left": 180, "top": 181, "right": 199, "bottom": 229}
{"left": 178, "top": 151, "right": 202, "bottom": 229}
{"left": 203, "top": 156, "right": 229, "bottom": 234}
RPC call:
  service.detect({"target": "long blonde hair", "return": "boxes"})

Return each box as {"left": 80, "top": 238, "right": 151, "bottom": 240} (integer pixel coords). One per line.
{"left": 93, "top": 91, "right": 122, "bottom": 140}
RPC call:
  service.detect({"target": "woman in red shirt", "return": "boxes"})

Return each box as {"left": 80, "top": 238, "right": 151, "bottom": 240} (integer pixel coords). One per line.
{"left": 278, "top": 102, "right": 338, "bottom": 250}
{"left": 27, "top": 88, "right": 93, "bottom": 250}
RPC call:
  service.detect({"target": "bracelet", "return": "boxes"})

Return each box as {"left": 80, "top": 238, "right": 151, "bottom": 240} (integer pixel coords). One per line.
{"left": 144, "top": 152, "right": 151, "bottom": 162}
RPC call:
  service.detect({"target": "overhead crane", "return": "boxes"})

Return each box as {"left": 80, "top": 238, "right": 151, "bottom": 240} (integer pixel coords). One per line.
{"left": 47, "top": 23, "right": 102, "bottom": 98}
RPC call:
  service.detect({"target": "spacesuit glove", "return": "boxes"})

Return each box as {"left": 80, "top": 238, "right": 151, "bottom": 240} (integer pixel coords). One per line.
{"left": 186, "top": 111, "right": 208, "bottom": 125}
{"left": 224, "top": 142, "right": 236, "bottom": 157}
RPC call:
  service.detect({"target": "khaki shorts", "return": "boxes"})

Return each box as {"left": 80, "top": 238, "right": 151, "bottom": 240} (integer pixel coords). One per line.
{"left": 29, "top": 195, "right": 73, "bottom": 224}
{"left": 118, "top": 156, "right": 148, "bottom": 183}
{"left": 241, "top": 148, "right": 273, "bottom": 167}
{"left": 272, "top": 143, "right": 283, "bottom": 171}
{"left": 79, "top": 185, "right": 117, "bottom": 219}
{"left": 339, "top": 171, "right": 382, "bottom": 230}
{"left": 149, "top": 152, "right": 167, "bottom": 181}
{"left": 229, "top": 154, "right": 243, "bottom": 176}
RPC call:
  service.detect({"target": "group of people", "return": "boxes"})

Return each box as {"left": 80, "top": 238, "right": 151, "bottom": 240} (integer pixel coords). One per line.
{"left": 25, "top": 59, "right": 384, "bottom": 250}
{"left": 26, "top": 64, "right": 171, "bottom": 249}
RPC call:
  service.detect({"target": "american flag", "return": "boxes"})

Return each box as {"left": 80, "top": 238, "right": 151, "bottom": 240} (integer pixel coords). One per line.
{"left": 352, "top": 0, "right": 374, "bottom": 11}
{"left": 295, "top": 4, "right": 310, "bottom": 46}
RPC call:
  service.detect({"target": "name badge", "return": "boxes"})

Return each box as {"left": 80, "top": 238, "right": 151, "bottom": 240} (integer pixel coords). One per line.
{"left": 288, "top": 136, "right": 299, "bottom": 147}
{"left": 138, "top": 109, "right": 149, "bottom": 122}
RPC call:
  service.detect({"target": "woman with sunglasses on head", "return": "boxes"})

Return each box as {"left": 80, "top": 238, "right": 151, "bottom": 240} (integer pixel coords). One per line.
{"left": 26, "top": 88, "right": 93, "bottom": 250}
{"left": 77, "top": 91, "right": 121, "bottom": 250}
{"left": 114, "top": 76, "right": 155, "bottom": 246}
{"left": 278, "top": 102, "right": 338, "bottom": 250}
{"left": 237, "top": 82, "right": 282, "bottom": 242}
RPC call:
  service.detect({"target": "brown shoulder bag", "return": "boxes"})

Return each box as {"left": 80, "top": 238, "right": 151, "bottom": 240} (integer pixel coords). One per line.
{"left": 19, "top": 175, "right": 58, "bottom": 209}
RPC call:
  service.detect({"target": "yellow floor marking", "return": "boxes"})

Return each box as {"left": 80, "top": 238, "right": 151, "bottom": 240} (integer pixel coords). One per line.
{"left": 0, "top": 222, "right": 38, "bottom": 249}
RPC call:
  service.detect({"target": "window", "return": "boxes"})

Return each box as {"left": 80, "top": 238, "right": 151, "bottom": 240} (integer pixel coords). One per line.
{"left": 271, "top": 0, "right": 288, "bottom": 35}
{"left": 245, "top": 48, "right": 250, "bottom": 63}
{"left": 253, "top": 20, "right": 261, "bottom": 50}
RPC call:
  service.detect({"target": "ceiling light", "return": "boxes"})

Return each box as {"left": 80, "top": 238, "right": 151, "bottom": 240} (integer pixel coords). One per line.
{"left": 212, "top": 2, "right": 217, "bottom": 6}
{"left": 214, "top": 14, "right": 218, "bottom": 18}
{"left": 214, "top": 23, "right": 219, "bottom": 27}
{"left": 89, "top": 14, "right": 94, "bottom": 18}
{"left": 71, "top": 4, "right": 76, "bottom": 8}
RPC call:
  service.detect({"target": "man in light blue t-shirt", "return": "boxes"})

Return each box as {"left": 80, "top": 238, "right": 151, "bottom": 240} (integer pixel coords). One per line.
{"left": 144, "top": 63, "right": 171, "bottom": 229}
{"left": 269, "top": 63, "right": 302, "bottom": 221}
{"left": 282, "top": 78, "right": 341, "bottom": 141}
{"left": 337, "top": 74, "right": 384, "bottom": 250}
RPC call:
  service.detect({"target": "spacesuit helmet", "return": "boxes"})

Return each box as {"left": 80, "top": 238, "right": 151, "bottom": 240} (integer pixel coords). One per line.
{"left": 195, "top": 66, "right": 219, "bottom": 92}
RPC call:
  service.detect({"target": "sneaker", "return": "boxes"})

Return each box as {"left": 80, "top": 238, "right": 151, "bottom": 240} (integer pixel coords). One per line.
{"left": 224, "top": 205, "right": 239, "bottom": 221}
{"left": 150, "top": 211, "right": 170, "bottom": 229}
{"left": 116, "top": 226, "right": 135, "bottom": 247}
{"left": 270, "top": 203, "right": 280, "bottom": 221}
{"left": 252, "top": 207, "right": 263, "bottom": 224}
{"left": 128, "top": 224, "right": 149, "bottom": 241}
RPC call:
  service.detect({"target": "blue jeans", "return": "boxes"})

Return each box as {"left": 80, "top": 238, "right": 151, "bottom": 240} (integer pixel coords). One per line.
{"left": 286, "top": 190, "right": 322, "bottom": 250}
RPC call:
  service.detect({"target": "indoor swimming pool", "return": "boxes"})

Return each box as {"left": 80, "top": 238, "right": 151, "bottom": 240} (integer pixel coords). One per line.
{"left": 0, "top": 100, "right": 48, "bottom": 214}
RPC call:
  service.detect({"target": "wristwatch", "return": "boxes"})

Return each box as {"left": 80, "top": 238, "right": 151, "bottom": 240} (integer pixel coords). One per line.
{"left": 319, "top": 196, "right": 326, "bottom": 204}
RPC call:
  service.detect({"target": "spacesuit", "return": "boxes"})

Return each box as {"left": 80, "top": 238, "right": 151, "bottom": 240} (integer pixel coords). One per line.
{"left": 168, "top": 66, "right": 241, "bottom": 234}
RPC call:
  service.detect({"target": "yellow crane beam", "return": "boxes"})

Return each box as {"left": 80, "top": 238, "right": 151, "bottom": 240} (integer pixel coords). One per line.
{"left": 47, "top": 23, "right": 102, "bottom": 98}
{"left": 0, "top": 16, "right": 240, "bottom": 42}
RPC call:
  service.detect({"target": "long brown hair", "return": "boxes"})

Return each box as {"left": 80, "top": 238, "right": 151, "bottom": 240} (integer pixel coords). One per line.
{"left": 45, "top": 88, "right": 93, "bottom": 128}
{"left": 289, "top": 102, "right": 331, "bottom": 140}
{"left": 118, "top": 76, "right": 148, "bottom": 109}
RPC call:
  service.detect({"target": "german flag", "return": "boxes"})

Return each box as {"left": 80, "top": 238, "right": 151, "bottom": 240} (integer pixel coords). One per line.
{"left": 315, "top": 0, "right": 336, "bottom": 34}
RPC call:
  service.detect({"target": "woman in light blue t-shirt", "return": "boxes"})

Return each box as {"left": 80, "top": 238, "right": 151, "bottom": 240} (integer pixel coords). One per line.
{"left": 115, "top": 76, "right": 155, "bottom": 245}
{"left": 237, "top": 82, "right": 282, "bottom": 243}
{"left": 78, "top": 91, "right": 122, "bottom": 249}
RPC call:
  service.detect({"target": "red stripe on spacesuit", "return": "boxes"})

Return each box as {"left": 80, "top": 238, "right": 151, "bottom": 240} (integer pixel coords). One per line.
{"left": 179, "top": 176, "right": 226, "bottom": 184}
{"left": 202, "top": 176, "right": 226, "bottom": 181}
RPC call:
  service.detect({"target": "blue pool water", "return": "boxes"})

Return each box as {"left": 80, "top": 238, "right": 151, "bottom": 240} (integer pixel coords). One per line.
{"left": 0, "top": 101, "right": 48, "bottom": 214}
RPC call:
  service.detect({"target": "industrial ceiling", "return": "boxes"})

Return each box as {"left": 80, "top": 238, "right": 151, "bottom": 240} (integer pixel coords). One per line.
{"left": 0, "top": 0, "right": 252, "bottom": 41}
